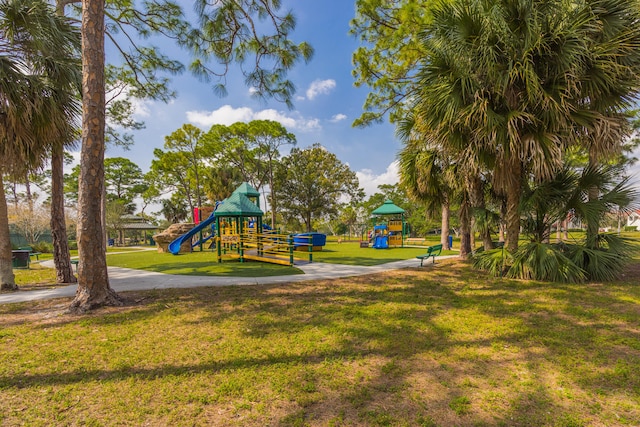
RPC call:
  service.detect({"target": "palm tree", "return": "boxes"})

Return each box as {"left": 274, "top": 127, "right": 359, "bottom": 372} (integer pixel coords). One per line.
{"left": 474, "top": 161, "right": 637, "bottom": 282}
{"left": 398, "top": 112, "right": 488, "bottom": 257}
{"left": 408, "top": 0, "right": 640, "bottom": 253}
{"left": 398, "top": 142, "right": 454, "bottom": 251}
{"left": 0, "top": 0, "right": 81, "bottom": 290}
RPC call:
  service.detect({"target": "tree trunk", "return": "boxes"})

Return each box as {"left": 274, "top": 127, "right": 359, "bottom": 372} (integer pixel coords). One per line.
{"left": 470, "top": 217, "right": 476, "bottom": 249}
{"left": 0, "top": 174, "right": 17, "bottom": 291}
{"left": 441, "top": 202, "right": 450, "bottom": 250}
{"left": 458, "top": 194, "right": 472, "bottom": 258}
{"left": 505, "top": 159, "right": 523, "bottom": 252}
{"left": 25, "top": 172, "right": 34, "bottom": 215}
{"left": 50, "top": 145, "right": 77, "bottom": 284}
{"left": 270, "top": 173, "right": 277, "bottom": 231}
{"left": 10, "top": 181, "right": 19, "bottom": 210}
{"left": 305, "top": 212, "right": 312, "bottom": 232}
{"left": 69, "top": 0, "right": 121, "bottom": 312}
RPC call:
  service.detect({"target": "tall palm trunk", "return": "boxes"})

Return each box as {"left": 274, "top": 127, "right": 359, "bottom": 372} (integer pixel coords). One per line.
{"left": 0, "top": 174, "right": 17, "bottom": 290}
{"left": 470, "top": 175, "right": 493, "bottom": 250}
{"left": 24, "top": 173, "right": 34, "bottom": 215}
{"left": 504, "top": 158, "right": 523, "bottom": 252}
{"left": 458, "top": 194, "right": 472, "bottom": 258}
{"left": 50, "top": 144, "right": 77, "bottom": 284}
{"left": 69, "top": 0, "right": 121, "bottom": 311}
{"left": 586, "top": 158, "right": 600, "bottom": 248}
{"left": 441, "top": 201, "right": 450, "bottom": 250}
{"left": 49, "top": 1, "right": 77, "bottom": 285}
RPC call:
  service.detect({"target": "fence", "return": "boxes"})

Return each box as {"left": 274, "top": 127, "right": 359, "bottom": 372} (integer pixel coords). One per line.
{"left": 9, "top": 232, "right": 52, "bottom": 247}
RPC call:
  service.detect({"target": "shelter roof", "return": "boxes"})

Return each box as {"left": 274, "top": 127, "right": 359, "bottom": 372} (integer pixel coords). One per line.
{"left": 371, "top": 199, "right": 405, "bottom": 215}
{"left": 216, "top": 192, "right": 263, "bottom": 217}
{"left": 117, "top": 215, "right": 160, "bottom": 230}
{"left": 232, "top": 182, "right": 260, "bottom": 197}
{"left": 119, "top": 222, "right": 160, "bottom": 230}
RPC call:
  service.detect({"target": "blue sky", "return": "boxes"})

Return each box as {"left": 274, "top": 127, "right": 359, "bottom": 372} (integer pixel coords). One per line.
{"left": 94, "top": 0, "right": 401, "bottom": 197}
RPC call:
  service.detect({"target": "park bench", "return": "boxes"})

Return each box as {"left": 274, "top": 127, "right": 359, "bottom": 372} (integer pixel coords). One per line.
{"left": 18, "top": 246, "right": 42, "bottom": 261}
{"left": 416, "top": 244, "right": 443, "bottom": 266}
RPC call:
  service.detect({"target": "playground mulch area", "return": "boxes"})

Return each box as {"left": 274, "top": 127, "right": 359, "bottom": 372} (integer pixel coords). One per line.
{"left": 2, "top": 259, "right": 640, "bottom": 426}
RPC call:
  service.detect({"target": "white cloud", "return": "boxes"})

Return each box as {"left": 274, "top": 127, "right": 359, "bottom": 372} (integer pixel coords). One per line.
{"left": 305, "top": 79, "right": 336, "bottom": 100}
{"left": 330, "top": 113, "right": 347, "bottom": 123}
{"left": 186, "top": 105, "right": 321, "bottom": 132}
{"left": 106, "top": 83, "right": 152, "bottom": 119}
{"left": 356, "top": 161, "right": 400, "bottom": 196}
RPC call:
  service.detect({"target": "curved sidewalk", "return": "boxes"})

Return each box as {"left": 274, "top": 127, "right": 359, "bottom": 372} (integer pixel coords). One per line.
{"left": 0, "top": 256, "right": 456, "bottom": 305}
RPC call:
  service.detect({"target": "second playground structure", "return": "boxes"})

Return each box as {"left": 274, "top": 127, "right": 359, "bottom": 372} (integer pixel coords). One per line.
{"left": 370, "top": 200, "right": 407, "bottom": 249}
{"left": 166, "top": 182, "right": 325, "bottom": 266}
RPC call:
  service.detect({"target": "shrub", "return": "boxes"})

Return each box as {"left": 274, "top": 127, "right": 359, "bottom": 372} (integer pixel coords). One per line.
{"left": 31, "top": 241, "right": 53, "bottom": 254}
{"left": 624, "top": 225, "right": 637, "bottom": 232}
{"left": 508, "top": 242, "right": 585, "bottom": 283}
{"left": 67, "top": 241, "right": 78, "bottom": 250}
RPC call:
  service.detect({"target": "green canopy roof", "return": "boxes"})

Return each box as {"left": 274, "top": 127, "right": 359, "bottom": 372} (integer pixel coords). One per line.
{"left": 371, "top": 199, "right": 405, "bottom": 215}
{"left": 215, "top": 193, "right": 263, "bottom": 217}
{"left": 232, "top": 182, "right": 260, "bottom": 197}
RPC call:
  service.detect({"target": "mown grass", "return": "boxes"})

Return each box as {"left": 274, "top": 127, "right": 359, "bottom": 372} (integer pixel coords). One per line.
{"left": 310, "top": 242, "right": 457, "bottom": 266}
{"left": 12, "top": 264, "right": 58, "bottom": 290}
{"left": 106, "top": 250, "right": 304, "bottom": 276}
{"left": 1, "top": 259, "right": 639, "bottom": 426}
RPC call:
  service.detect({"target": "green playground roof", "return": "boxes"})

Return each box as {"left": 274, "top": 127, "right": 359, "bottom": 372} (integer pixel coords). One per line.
{"left": 371, "top": 199, "right": 405, "bottom": 215}
{"left": 232, "top": 182, "right": 260, "bottom": 197}
{"left": 216, "top": 192, "right": 263, "bottom": 217}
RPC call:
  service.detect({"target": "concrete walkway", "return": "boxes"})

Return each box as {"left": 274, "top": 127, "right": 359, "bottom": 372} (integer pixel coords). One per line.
{"left": 0, "top": 256, "right": 457, "bottom": 305}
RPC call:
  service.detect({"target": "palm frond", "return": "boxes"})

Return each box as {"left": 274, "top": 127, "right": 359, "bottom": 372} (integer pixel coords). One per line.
{"left": 508, "top": 242, "right": 586, "bottom": 283}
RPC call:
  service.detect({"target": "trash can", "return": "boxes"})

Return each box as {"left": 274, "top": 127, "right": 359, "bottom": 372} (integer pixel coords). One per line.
{"left": 448, "top": 235, "right": 453, "bottom": 248}
{"left": 108, "top": 238, "right": 115, "bottom": 246}
{"left": 12, "top": 250, "right": 30, "bottom": 268}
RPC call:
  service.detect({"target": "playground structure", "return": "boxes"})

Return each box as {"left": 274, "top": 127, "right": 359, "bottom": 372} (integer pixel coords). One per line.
{"left": 370, "top": 200, "right": 406, "bottom": 249}
{"left": 166, "top": 182, "right": 325, "bottom": 266}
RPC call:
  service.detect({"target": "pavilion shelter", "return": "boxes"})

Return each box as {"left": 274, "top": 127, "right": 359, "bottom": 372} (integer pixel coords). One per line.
{"left": 371, "top": 200, "right": 406, "bottom": 248}
{"left": 115, "top": 214, "right": 161, "bottom": 246}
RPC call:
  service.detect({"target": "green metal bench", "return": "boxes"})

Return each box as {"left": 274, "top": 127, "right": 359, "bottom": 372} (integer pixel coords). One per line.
{"left": 416, "top": 244, "right": 443, "bottom": 266}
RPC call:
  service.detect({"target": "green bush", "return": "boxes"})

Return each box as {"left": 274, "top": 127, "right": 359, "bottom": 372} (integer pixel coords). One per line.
{"left": 624, "top": 225, "right": 637, "bottom": 232}
{"left": 67, "top": 241, "right": 78, "bottom": 250}
{"left": 31, "top": 241, "right": 53, "bottom": 254}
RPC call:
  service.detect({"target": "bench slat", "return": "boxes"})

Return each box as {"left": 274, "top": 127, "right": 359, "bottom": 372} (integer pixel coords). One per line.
{"left": 416, "top": 244, "right": 443, "bottom": 266}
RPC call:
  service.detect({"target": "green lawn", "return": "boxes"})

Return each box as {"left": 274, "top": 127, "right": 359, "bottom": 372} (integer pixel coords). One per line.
{"left": 106, "top": 250, "right": 304, "bottom": 277}
{"left": 1, "top": 259, "right": 639, "bottom": 426}
{"left": 311, "top": 241, "right": 457, "bottom": 266}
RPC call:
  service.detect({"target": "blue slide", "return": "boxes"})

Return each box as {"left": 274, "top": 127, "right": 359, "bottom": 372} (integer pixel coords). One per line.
{"left": 372, "top": 235, "right": 389, "bottom": 249}
{"left": 168, "top": 212, "right": 217, "bottom": 255}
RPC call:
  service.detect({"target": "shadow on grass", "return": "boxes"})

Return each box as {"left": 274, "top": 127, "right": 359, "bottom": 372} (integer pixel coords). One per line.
{"left": 2, "top": 260, "right": 640, "bottom": 425}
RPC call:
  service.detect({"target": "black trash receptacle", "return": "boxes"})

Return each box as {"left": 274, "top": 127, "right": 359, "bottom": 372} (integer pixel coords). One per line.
{"left": 12, "top": 250, "right": 30, "bottom": 268}
{"left": 108, "top": 238, "right": 115, "bottom": 246}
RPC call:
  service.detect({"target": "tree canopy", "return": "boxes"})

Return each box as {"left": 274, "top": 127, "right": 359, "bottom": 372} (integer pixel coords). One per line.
{"left": 275, "top": 143, "right": 362, "bottom": 232}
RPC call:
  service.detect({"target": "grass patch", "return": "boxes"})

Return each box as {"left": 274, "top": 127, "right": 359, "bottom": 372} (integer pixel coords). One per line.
{"left": 106, "top": 250, "right": 303, "bottom": 277}
{"left": 2, "top": 259, "right": 640, "bottom": 426}
{"left": 13, "top": 264, "right": 58, "bottom": 290}
{"left": 310, "top": 242, "right": 457, "bottom": 266}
